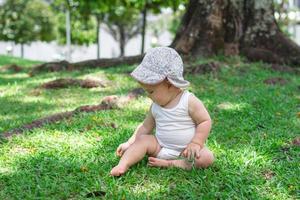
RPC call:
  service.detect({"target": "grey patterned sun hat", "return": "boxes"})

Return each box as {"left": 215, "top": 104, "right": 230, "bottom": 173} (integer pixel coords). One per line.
{"left": 131, "top": 46, "right": 190, "bottom": 89}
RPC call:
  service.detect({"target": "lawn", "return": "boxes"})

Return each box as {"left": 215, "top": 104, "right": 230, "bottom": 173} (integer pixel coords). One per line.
{"left": 0, "top": 54, "right": 299, "bottom": 199}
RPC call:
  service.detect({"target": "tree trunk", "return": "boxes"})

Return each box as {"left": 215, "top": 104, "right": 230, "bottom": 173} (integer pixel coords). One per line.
{"left": 141, "top": 5, "right": 147, "bottom": 54}
{"left": 96, "top": 15, "right": 101, "bottom": 59}
{"left": 119, "top": 25, "right": 125, "bottom": 57}
{"left": 20, "top": 43, "right": 24, "bottom": 58}
{"left": 171, "top": 0, "right": 300, "bottom": 66}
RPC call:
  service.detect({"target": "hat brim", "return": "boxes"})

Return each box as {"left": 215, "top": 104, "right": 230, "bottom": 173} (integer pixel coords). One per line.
{"left": 131, "top": 64, "right": 165, "bottom": 85}
{"left": 167, "top": 77, "right": 190, "bottom": 89}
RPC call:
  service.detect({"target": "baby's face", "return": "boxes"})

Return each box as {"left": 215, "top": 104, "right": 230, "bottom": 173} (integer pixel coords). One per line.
{"left": 140, "top": 81, "right": 171, "bottom": 106}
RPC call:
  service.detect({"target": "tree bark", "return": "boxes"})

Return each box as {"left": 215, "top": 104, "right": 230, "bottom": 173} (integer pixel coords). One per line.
{"left": 119, "top": 25, "right": 125, "bottom": 57}
{"left": 141, "top": 5, "right": 147, "bottom": 54}
{"left": 171, "top": 0, "right": 300, "bottom": 66}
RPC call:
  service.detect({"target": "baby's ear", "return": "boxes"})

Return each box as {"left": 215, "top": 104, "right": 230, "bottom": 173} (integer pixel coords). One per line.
{"left": 165, "top": 79, "right": 172, "bottom": 88}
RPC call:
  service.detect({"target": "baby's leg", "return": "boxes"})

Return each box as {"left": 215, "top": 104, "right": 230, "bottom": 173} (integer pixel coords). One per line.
{"left": 148, "top": 147, "right": 214, "bottom": 170}
{"left": 110, "top": 135, "right": 161, "bottom": 176}
{"left": 148, "top": 157, "right": 192, "bottom": 170}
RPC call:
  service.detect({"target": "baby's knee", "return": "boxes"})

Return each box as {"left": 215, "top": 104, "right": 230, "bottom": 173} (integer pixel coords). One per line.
{"left": 194, "top": 148, "right": 214, "bottom": 169}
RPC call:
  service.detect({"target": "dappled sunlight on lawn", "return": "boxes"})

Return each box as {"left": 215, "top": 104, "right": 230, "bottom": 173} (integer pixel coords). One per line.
{"left": 0, "top": 55, "right": 299, "bottom": 199}
{"left": 0, "top": 166, "right": 14, "bottom": 175}
{"left": 204, "top": 141, "right": 296, "bottom": 199}
{"left": 0, "top": 72, "right": 29, "bottom": 80}
{"left": 0, "top": 129, "right": 101, "bottom": 178}
{"left": 216, "top": 101, "right": 251, "bottom": 111}
{"left": 0, "top": 97, "right": 55, "bottom": 132}
{"left": 1, "top": 129, "right": 97, "bottom": 157}
{"left": 130, "top": 181, "right": 166, "bottom": 197}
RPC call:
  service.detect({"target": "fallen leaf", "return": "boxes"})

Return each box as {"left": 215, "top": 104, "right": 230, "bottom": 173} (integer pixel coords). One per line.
{"left": 80, "top": 166, "right": 88, "bottom": 172}
{"left": 263, "top": 170, "right": 275, "bottom": 180}
{"left": 110, "top": 123, "right": 118, "bottom": 129}
{"left": 292, "top": 137, "right": 300, "bottom": 146}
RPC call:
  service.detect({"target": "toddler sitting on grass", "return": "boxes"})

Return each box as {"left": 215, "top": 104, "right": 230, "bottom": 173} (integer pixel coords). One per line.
{"left": 111, "top": 47, "right": 214, "bottom": 176}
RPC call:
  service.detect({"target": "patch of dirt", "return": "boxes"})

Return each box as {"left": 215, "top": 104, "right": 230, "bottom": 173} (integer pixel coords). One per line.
{"left": 224, "top": 43, "right": 239, "bottom": 56}
{"left": 41, "top": 78, "right": 106, "bottom": 89}
{"left": 262, "top": 170, "right": 275, "bottom": 180}
{"left": 184, "top": 62, "right": 221, "bottom": 75}
{"left": 292, "top": 137, "right": 300, "bottom": 146}
{"left": 263, "top": 77, "right": 287, "bottom": 85}
{"left": 270, "top": 64, "right": 300, "bottom": 74}
{"left": 0, "top": 64, "right": 23, "bottom": 72}
{"left": 29, "top": 61, "right": 71, "bottom": 76}
{"left": 128, "top": 88, "right": 145, "bottom": 99}
{"left": 29, "top": 89, "right": 42, "bottom": 96}
{"left": 76, "top": 96, "right": 119, "bottom": 112}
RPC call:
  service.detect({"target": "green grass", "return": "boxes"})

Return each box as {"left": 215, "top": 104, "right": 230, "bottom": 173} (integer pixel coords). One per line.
{"left": 0, "top": 54, "right": 299, "bottom": 199}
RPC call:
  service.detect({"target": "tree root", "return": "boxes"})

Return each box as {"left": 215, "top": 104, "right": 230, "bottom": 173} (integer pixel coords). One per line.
{"left": 184, "top": 62, "right": 221, "bottom": 75}
{"left": 1, "top": 88, "right": 144, "bottom": 138}
{"left": 263, "top": 77, "right": 287, "bottom": 85}
{"left": 29, "top": 55, "right": 143, "bottom": 76}
{"left": 0, "top": 64, "right": 23, "bottom": 72}
{"left": 41, "top": 78, "right": 106, "bottom": 89}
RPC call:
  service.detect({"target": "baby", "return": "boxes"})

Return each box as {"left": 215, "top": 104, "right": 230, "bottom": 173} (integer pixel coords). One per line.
{"left": 110, "top": 47, "right": 214, "bottom": 176}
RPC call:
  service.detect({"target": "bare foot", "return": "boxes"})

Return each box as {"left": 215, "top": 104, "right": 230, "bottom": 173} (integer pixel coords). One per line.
{"left": 171, "top": 159, "right": 192, "bottom": 170}
{"left": 148, "top": 157, "right": 171, "bottom": 168}
{"left": 110, "top": 164, "right": 128, "bottom": 176}
{"left": 148, "top": 157, "right": 192, "bottom": 170}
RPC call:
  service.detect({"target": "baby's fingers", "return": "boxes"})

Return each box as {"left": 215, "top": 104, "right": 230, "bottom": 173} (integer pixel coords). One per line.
{"left": 195, "top": 149, "right": 201, "bottom": 159}
{"left": 190, "top": 150, "right": 195, "bottom": 160}
{"left": 182, "top": 149, "right": 187, "bottom": 157}
{"left": 187, "top": 149, "right": 192, "bottom": 160}
{"left": 116, "top": 147, "right": 122, "bottom": 157}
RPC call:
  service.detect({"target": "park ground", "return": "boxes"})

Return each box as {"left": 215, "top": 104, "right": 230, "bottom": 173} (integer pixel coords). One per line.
{"left": 0, "top": 55, "right": 299, "bottom": 199}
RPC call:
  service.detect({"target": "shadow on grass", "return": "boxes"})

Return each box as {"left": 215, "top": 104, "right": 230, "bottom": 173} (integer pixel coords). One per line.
{"left": 0, "top": 151, "right": 106, "bottom": 199}
{"left": 0, "top": 96, "right": 55, "bottom": 132}
{"left": 0, "top": 103, "right": 298, "bottom": 199}
{"left": 0, "top": 58, "right": 298, "bottom": 198}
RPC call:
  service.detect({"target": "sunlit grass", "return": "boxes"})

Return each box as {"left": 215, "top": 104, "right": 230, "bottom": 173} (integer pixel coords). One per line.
{"left": 0, "top": 54, "right": 299, "bottom": 199}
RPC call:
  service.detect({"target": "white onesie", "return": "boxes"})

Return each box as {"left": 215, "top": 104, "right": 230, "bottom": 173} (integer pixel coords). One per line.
{"left": 151, "top": 90, "right": 196, "bottom": 160}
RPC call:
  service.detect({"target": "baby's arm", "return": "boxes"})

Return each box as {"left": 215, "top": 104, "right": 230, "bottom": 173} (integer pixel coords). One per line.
{"left": 127, "top": 110, "right": 155, "bottom": 145}
{"left": 116, "top": 108, "right": 155, "bottom": 156}
{"left": 182, "top": 94, "right": 212, "bottom": 159}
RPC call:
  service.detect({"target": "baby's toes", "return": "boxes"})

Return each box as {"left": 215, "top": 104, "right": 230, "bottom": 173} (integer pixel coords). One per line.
{"left": 110, "top": 165, "right": 127, "bottom": 176}
{"left": 148, "top": 157, "right": 157, "bottom": 163}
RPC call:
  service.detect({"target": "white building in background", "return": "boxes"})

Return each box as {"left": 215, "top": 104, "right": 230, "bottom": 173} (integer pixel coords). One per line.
{"left": 287, "top": 0, "right": 300, "bottom": 44}
{"left": 0, "top": 12, "right": 173, "bottom": 62}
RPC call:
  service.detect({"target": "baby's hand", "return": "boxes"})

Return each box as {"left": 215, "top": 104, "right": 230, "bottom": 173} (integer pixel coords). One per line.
{"left": 182, "top": 142, "right": 202, "bottom": 160}
{"left": 116, "top": 142, "right": 131, "bottom": 157}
